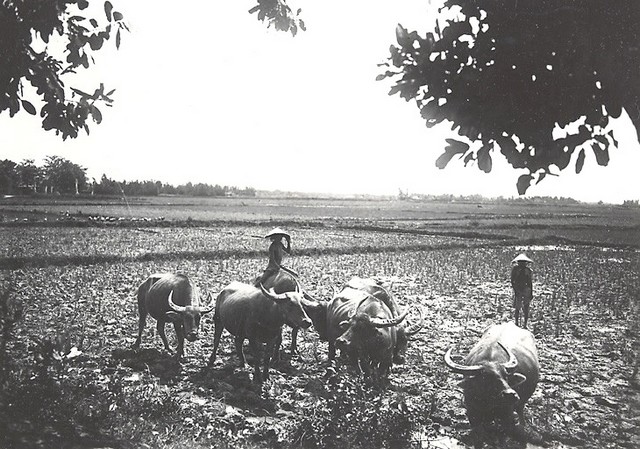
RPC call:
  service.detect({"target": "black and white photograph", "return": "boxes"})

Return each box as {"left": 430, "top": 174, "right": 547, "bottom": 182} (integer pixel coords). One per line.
{"left": 0, "top": 1, "right": 639, "bottom": 448}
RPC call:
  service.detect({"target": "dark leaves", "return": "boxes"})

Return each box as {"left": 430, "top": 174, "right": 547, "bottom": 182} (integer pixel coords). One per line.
{"left": 575, "top": 149, "right": 585, "bottom": 174}
{"left": 435, "top": 139, "right": 470, "bottom": 169}
{"left": 21, "top": 100, "right": 36, "bottom": 115}
{"left": 381, "top": 0, "right": 640, "bottom": 193}
{"left": 104, "top": 1, "right": 113, "bottom": 21}
{"left": 477, "top": 143, "right": 493, "bottom": 173}
{"left": 592, "top": 143, "right": 609, "bottom": 166}
{"left": 396, "top": 24, "right": 410, "bottom": 47}
{"left": 0, "top": 1, "right": 128, "bottom": 138}
{"left": 249, "top": 0, "right": 305, "bottom": 36}
{"left": 90, "top": 105, "right": 102, "bottom": 124}
{"left": 516, "top": 174, "right": 534, "bottom": 195}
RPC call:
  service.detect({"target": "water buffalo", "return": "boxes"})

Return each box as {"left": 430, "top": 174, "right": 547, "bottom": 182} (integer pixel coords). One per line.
{"left": 208, "top": 281, "right": 312, "bottom": 383}
{"left": 511, "top": 254, "right": 534, "bottom": 328}
{"left": 444, "top": 322, "right": 539, "bottom": 441}
{"left": 335, "top": 286, "right": 423, "bottom": 385}
{"left": 328, "top": 278, "right": 422, "bottom": 365}
{"left": 133, "top": 273, "right": 213, "bottom": 360}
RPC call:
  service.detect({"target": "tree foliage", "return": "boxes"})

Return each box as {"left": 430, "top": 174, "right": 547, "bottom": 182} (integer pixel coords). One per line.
{"left": 43, "top": 156, "right": 87, "bottom": 194}
{"left": 0, "top": 0, "right": 127, "bottom": 139}
{"left": 248, "top": 0, "right": 305, "bottom": 36}
{"left": 0, "top": 157, "right": 257, "bottom": 197}
{"left": 380, "top": 1, "right": 640, "bottom": 194}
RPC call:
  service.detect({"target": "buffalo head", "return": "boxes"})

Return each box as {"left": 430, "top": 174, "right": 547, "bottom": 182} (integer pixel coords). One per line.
{"left": 445, "top": 342, "right": 526, "bottom": 415}
{"left": 260, "top": 283, "right": 312, "bottom": 330}
{"left": 166, "top": 290, "right": 214, "bottom": 342}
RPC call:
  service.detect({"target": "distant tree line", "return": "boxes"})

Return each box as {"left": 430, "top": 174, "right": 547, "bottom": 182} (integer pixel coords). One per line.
{"left": 400, "top": 191, "right": 582, "bottom": 205}
{"left": 0, "top": 157, "right": 256, "bottom": 197}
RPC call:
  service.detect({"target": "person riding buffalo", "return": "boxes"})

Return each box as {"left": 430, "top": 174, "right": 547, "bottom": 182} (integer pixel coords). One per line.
{"left": 255, "top": 228, "right": 294, "bottom": 286}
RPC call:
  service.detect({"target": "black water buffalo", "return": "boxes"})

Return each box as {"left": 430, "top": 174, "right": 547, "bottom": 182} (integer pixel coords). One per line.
{"left": 208, "top": 281, "right": 312, "bottom": 383}
{"left": 335, "top": 295, "right": 406, "bottom": 384}
{"left": 444, "top": 322, "right": 539, "bottom": 441}
{"left": 334, "top": 283, "right": 423, "bottom": 385}
{"left": 325, "top": 278, "right": 423, "bottom": 365}
{"left": 133, "top": 273, "right": 213, "bottom": 360}
{"left": 340, "top": 277, "right": 420, "bottom": 364}
{"left": 511, "top": 254, "right": 534, "bottom": 327}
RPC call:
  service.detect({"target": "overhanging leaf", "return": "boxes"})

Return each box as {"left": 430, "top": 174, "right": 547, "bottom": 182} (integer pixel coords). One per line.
{"left": 536, "top": 171, "right": 547, "bottom": 185}
{"left": 477, "top": 143, "right": 492, "bottom": 173}
{"left": 435, "top": 139, "right": 469, "bottom": 169}
{"left": 104, "top": 1, "right": 113, "bottom": 21}
{"left": 21, "top": 100, "right": 36, "bottom": 115}
{"left": 516, "top": 174, "right": 533, "bottom": 195}
{"left": 591, "top": 143, "right": 609, "bottom": 166}
{"left": 575, "top": 149, "right": 585, "bottom": 174}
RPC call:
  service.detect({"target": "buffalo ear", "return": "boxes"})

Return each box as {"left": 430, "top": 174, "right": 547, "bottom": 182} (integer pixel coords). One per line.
{"left": 165, "top": 311, "right": 182, "bottom": 322}
{"left": 509, "top": 372, "right": 527, "bottom": 387}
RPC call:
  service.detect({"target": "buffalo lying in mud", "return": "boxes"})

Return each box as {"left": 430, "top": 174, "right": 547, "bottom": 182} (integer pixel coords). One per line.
{"left": 444, "top": 322, "right": 541, "bottom": 444}
{"left": 133, "top": 273, "right": 214, "bottom": 360}
{"left": 208, "top": 281, "right": 312, "bottom": 383}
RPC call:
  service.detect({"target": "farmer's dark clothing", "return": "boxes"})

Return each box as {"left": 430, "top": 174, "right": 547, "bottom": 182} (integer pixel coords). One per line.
{"left": 511, "top": 264, "right": 532, "bottom": 298}
{"left": 256, "top": 237, "right": 291, "bottom": 286}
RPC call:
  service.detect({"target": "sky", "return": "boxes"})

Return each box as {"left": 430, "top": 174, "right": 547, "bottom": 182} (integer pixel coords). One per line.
{"left": 1, "top": 0, "right": 639, "bottom": 203}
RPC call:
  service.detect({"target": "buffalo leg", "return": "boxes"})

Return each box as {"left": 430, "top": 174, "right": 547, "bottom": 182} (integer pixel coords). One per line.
{"left": 328, "top": 341, "right": 336, "bottom": 361}
{"left": 208, "top": 319, "right": 224, "bottom": 367}
{"left": 235, "top": 336, "right": 246, "bottom": 365}
{"left": 133, "top": 300, "right": 147, "bottom": 349}
{"left": 467, "top": 412, "right": 489, "bottom": 448}
{"left": 264, "top": 338, "right": 279, "bottom": 380}
{"left": 249, "top": 339, "right": 264, "bottom": 383}
{"left": 272, "top": 329, "right": 283, "bottom": 362}
{"left": 394, "top": 329, "right": 408, "bottom": 364}
{"left": 157, "top": 321, "right": 171, "bottom": 353}
{"left": 377, "top": 360, "right": 391, "bottom": 387}
{"left": 290, "top": 328, "right": 298, "bottom": 355}
{"left": 173, "top": 321, "right": 185, "bottom": 360}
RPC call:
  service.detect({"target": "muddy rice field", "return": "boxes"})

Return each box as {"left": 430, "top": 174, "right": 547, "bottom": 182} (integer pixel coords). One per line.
{"left": 0, "top": 196, "right": 639, "bottom": 449}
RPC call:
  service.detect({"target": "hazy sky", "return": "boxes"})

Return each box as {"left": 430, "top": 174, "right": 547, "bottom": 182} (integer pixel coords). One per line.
{"left": 2, "top": 0, "right": 639, "bottom": 203}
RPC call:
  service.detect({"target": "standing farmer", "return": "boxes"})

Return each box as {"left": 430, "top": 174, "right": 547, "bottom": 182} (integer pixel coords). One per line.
{"left": 511, "top": 253, "right": 533, "bottom": 328}
{"left": 256, "top": 228, "right": 293, "bottom": 286}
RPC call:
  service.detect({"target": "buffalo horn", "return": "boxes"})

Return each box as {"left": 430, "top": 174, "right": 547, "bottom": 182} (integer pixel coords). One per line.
{"left": 498, "top": 342, "right": 518, "bottom": 372}
{"left": 371, "top": 309, "right": 408, "bottom": 328}
{"left": 444, "top": 347, "right": 483, "bottom": 374}
{"left": 260, "top": 283, "right": 288, "bottom": 301}
{"left": 354, "top": 292, "right": 372, "bottom": 311}
{"left": 403, "top": 307, "right": 425, "bottom": 336}
{"left": 167, "top": 290, "right": 186, "bottom": 313}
